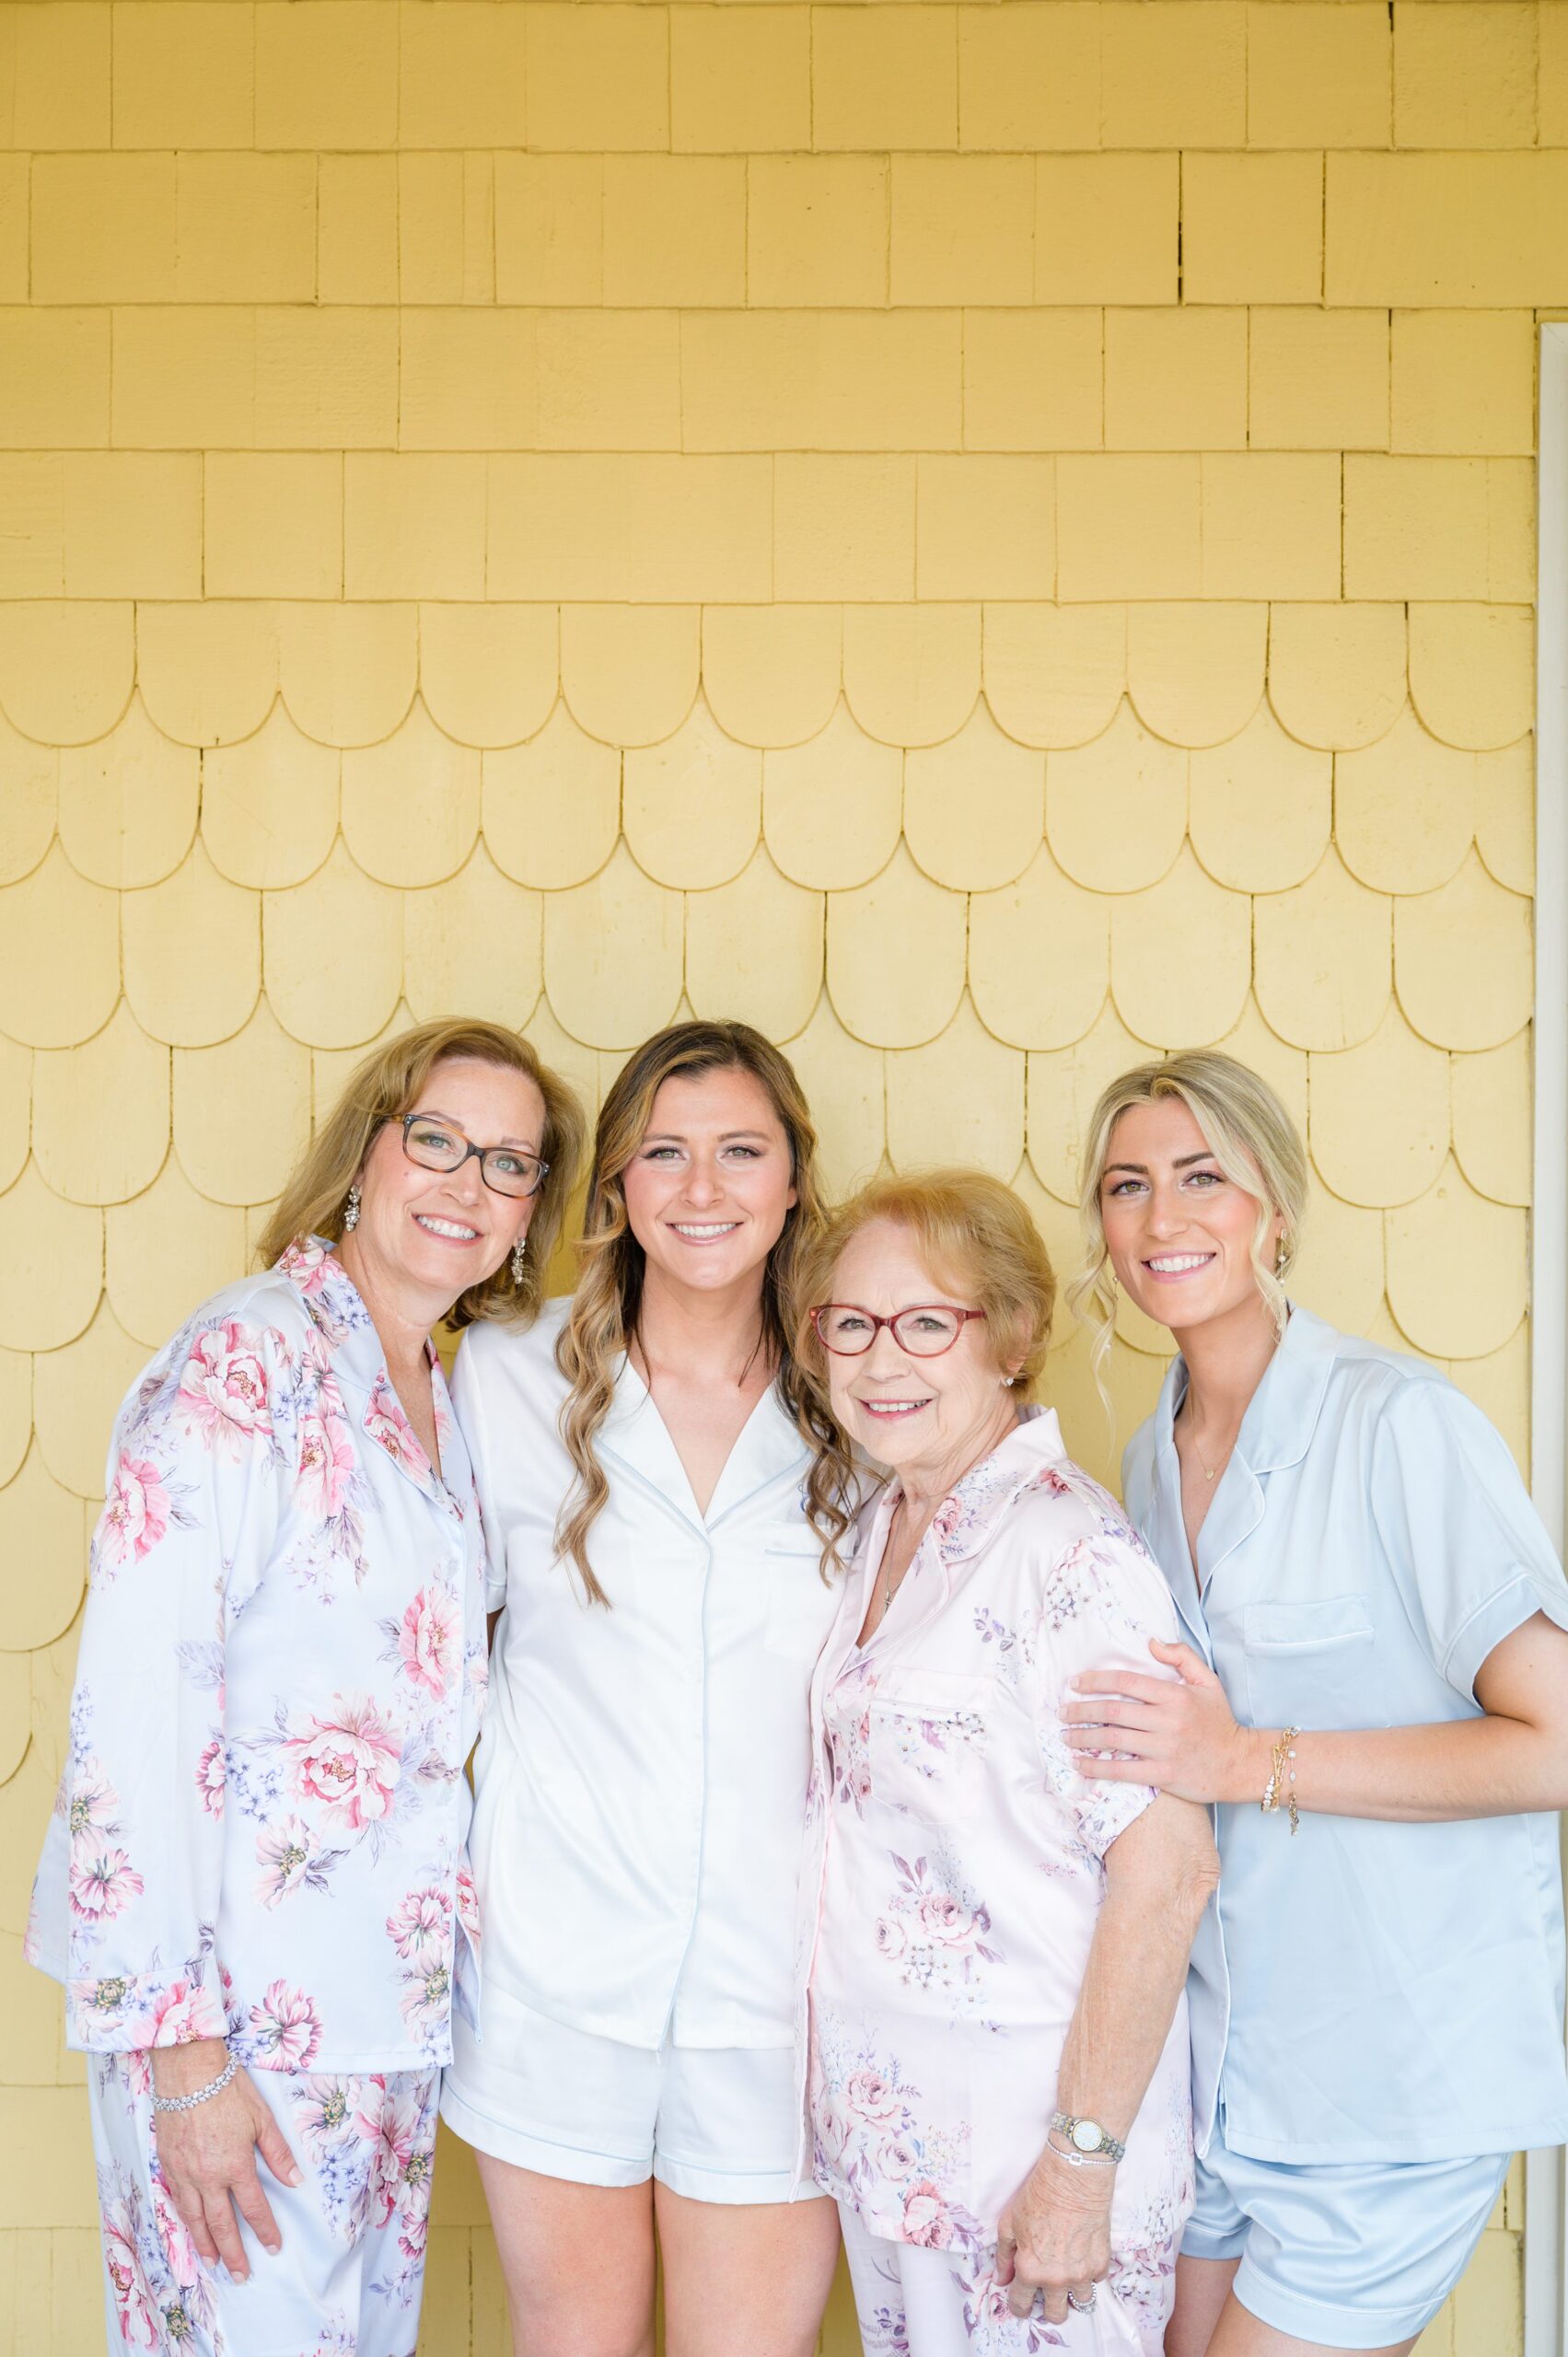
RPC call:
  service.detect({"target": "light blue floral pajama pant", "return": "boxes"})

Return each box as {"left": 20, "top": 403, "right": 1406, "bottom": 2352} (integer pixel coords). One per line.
{"left": 87, "top": 2051, "right": 439, "bottom": 2355}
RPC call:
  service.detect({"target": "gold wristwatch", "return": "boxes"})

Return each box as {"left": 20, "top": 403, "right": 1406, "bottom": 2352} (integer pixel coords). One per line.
{"left": 1051, "top": 2111, "right": 1125, "bottom": 2162}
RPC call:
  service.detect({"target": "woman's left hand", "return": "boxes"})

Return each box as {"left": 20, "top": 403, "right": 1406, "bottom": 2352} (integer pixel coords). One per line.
{"left": 1061, "top": 1638, "right": 1262, "bottom": 1804}
{"left": 995, "top": 2144, "right": 1113, "bottom": 2323}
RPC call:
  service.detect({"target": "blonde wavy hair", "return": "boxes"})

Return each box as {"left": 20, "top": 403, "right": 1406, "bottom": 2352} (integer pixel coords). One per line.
{"left": 1065, "top": 1051, "right": 1309, "bottom": 1389}
{"left": 256, "top": 1017, "right": 588, "bottom": 1331}
{"left": 793, "top": 1169, "right": 1058, "bottom": 1566}
{"left": 554, "top": 1020, "right": 835, "bottom": 1605}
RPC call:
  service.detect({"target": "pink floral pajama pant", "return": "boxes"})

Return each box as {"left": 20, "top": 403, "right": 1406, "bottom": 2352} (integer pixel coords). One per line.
{"left": 840, "top": 2202, "right": 1154, "bottom": 2357}
{"left": 86, "top": 2051, "right": 439, "bottom": 2356}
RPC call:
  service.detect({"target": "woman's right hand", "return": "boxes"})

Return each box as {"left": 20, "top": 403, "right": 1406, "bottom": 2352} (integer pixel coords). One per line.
{"left": 150, "top": 2040, "right": 302, "bottom": 2282}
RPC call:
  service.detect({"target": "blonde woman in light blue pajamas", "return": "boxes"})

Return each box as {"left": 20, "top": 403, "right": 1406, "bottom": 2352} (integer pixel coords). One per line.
{"left": 1064, "top": 1051, "right": 1568, "bottom": 2357}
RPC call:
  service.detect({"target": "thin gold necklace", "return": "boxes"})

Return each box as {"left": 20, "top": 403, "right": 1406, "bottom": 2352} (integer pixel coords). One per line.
{"left": 1184, "top": 1399, "right": 1233, "bottom": 1483}
{"left": 876, "top": 1491, "right": 927, "bottom": 1627}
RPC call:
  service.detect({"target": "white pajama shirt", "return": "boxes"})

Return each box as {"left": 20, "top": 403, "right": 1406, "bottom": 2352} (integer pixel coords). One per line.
{"left": 441, "top": 1298, "right": 842, "bottom": 2196}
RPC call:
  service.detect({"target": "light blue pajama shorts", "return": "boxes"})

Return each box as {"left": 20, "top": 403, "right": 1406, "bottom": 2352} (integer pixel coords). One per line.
{"left": 1183, "top": 2116, "right": 1511, "bottom": 2350}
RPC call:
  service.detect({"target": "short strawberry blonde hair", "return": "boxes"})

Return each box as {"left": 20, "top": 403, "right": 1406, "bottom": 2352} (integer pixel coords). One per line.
{"left": 793, "top": 1168, "right": 1057, "bottom": 1562}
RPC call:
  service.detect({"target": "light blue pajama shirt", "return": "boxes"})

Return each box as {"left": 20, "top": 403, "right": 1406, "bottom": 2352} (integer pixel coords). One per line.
{"left": 1123, "top": 1306, "right": 1568, "bottom": 2344}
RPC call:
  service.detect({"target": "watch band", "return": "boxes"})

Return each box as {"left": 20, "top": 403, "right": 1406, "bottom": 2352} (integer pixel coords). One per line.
{"left": 1051, "top": 2109, "right": 1126, "bottom": 2163}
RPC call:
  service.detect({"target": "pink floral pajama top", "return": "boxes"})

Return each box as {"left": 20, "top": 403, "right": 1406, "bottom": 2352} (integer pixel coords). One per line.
{"left": 799, "top": 1409, "right": 1196, "bottom": 2355}
{"left": 26, "top": 1238, "right": 488, "bottom": 2074}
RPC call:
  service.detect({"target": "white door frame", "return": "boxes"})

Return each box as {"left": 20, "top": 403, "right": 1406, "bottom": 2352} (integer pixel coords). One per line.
{"left": 1527, "top": 319, "right": 1568, "bottom": 2357}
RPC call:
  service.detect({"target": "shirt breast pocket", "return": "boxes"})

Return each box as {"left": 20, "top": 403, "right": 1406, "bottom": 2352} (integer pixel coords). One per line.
{"left": 1241, "top": 1594, "right": 1388, "bottom": 1729}
{"left": 866, "top": 1668, "right": 992, "bottom": 1811}
{"left": 762, "top": 1543, "right": 833, "bottom": 1661}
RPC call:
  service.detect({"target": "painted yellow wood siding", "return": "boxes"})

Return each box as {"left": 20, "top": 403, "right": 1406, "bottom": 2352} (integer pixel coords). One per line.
{"left": 0, "top": 2, "right": 1548, "bottom": 2350}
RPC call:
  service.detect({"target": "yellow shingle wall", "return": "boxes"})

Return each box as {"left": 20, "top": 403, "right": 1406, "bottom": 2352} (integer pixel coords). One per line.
{"left": 0, "top": 1, "right": 1549, "bottom": 2350}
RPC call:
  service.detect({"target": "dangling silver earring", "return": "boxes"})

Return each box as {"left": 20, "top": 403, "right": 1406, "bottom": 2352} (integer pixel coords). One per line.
{"left": 511, "top": 1235, "right": 527, "bottom": 1284}
{"left": 1275, "top": 1238, "right": 1291, "bottom": 1279}
{"left": 343, "top": 1182, "right": 361, "bottom": 1232}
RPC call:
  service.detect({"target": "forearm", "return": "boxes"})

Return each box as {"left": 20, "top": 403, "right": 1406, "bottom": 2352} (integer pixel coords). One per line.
{"left": 1056, "top": 1798, "right": 1214, "bottom": 2139}
{"left": 1225, "top": 1713, "right": 1568, "bottom": 1823}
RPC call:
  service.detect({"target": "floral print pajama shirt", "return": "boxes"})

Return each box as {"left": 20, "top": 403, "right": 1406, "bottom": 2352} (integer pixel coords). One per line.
{"left": 798, "top": 1409, "right": 1196, "bottom": 2357}
{"left": 26, "top": 1239, "right": 489, "bottom": 2355}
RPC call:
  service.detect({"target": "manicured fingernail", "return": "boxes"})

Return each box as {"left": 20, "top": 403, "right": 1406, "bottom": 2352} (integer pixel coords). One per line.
{"left": 285, "top": 2165, "right": 301, "bottom": 2185}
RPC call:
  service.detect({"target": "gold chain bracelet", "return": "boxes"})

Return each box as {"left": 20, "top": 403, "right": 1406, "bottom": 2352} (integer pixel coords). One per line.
{"left": 1260, "top": 1725, "right": 1301, "bottom": 1836}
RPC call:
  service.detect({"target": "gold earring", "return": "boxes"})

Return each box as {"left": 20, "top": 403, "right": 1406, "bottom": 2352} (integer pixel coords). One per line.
{"left": 1275, "top": 1238, "right": 1290, "bottom": 1278}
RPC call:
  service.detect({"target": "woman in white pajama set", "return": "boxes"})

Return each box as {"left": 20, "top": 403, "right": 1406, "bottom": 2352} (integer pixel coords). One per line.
{"left": 442, "top": 1020, "right": 843, "bottom": 2357}
{"left": 24, "top": 1017, "right": 585, "bottom": 2357}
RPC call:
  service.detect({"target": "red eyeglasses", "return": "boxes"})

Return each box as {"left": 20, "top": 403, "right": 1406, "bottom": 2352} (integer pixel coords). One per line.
{"left": 809, "top": 1304, "right": 987, "bottom": 1358}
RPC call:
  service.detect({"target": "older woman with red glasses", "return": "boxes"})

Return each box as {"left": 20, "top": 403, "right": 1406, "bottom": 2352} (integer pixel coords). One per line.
{"left": 791, "top": 1170, "right": 1218, "bottom": 2357}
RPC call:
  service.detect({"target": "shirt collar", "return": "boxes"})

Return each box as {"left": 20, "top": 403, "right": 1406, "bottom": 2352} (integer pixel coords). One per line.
{"left": 1154, "top": 1301, "right": 1340, "bottom": 1479}
{"left": 275, "top": 1236, "right": 452, "bottom": 1504}
{"left": 598, "top": 1356, "right": 808, "bottom": 1532}
{"left": 895, "top": 1402, "right": 1074, "bottom": 1569}
{"left": 276, "top": 1233, "right": 379, "bottom": 1358}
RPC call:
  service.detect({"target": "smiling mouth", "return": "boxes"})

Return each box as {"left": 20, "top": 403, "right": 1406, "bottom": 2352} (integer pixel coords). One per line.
{"left": 1144, "top": 1253, "right": 1215, "bottom": 1277}
{"left": 669, "top": 1222, "right": 740, "bottom": 1242}
{"left": 859, "top": 1399, "right": 931, "bottom": 1419}
{"left": 414, "top": 1213, "right": 481, "bottom": 1243}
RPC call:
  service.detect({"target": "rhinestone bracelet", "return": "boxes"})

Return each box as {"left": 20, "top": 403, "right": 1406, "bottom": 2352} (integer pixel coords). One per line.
{"left": 150, "top": 2051, "right": 239, "bottom": 2114}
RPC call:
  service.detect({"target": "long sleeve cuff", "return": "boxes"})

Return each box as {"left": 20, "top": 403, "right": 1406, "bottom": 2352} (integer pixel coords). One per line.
{"left": 67, "top": 1961, "right": 227, "bottom": 2054}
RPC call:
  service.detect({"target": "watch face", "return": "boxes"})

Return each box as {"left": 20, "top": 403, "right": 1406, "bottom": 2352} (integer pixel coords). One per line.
{"left": 1071, "top": 2119, "right": 1102, "bottom": 2154}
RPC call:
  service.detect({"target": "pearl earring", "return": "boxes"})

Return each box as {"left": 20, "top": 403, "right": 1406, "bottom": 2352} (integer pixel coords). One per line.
{"left": 511, "top": 1235, "right": 527, "bottom": 1284}
{"left": 1275, "top": 1238, "right": 1291, "bottom": 1278}
{"left": 343, "top": 1182, "right": 361, "bottom": 1232}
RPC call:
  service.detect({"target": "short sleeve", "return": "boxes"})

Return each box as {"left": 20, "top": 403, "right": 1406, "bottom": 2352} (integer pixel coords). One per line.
{"left": 451, "top": 1336, "right": 508, "bottom": 1613}
{"left": 1034, "top": 1522, "right": 1182, "bottom": 1861}
{"left": 1370, "top": 1377, "right": 1568, "bottom": 1701}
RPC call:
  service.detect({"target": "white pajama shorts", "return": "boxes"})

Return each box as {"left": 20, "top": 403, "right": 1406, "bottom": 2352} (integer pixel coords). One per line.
{"left": 439, "top": 1977, "right": 823, "bottom": 2206}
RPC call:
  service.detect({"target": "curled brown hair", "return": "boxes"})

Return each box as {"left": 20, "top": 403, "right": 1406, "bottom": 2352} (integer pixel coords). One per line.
{"left": 256, "top": 1017, "right": 588, "bottom": 1330}
{"left": 794, "top": 1169, "right": 1058, "bottom": 1562}
{"left": 555, "top": 1020, "right": 834, "bottom": 1604}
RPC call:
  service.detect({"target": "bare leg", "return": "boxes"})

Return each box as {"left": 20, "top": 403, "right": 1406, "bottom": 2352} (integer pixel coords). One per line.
{"left": 1167, "top": 2256, "right": 1243, "bottom": 2357}
{"left": 656, "top": 2182, "right": 842, "bottom": 2357}
{"left": 1199, "top": 2289, "right": 1418, "bottom": 2357}
{"left": 476, "top": 2152, "right": 658, "bottom": 2357}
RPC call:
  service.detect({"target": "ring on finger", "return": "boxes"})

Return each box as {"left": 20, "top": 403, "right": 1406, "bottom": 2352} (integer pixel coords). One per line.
{"left": 1067, "top": 2289, "right": 1098, "bottom": 2314}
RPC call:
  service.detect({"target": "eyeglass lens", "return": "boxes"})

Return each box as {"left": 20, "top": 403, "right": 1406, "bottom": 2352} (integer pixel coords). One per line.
{"left": 818, "top": 1306, "right": 965, "bottom": 1355}
{"left": 403, "top": 1120, "right": 544, "bottom": 1199}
